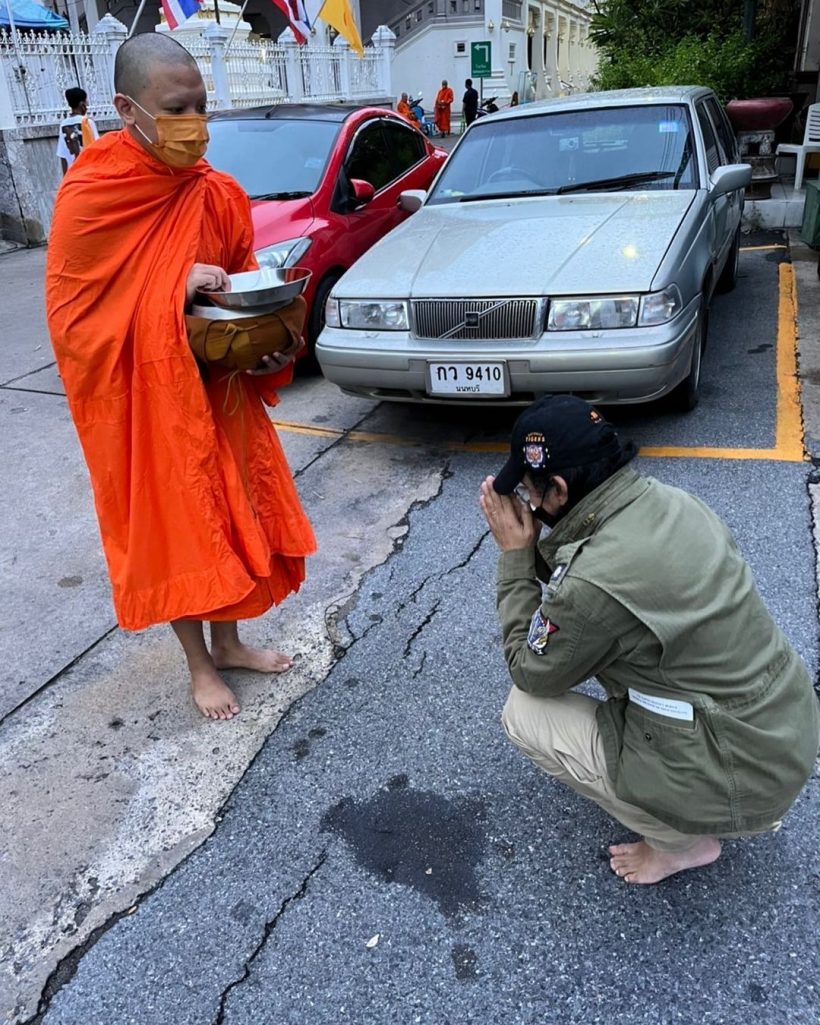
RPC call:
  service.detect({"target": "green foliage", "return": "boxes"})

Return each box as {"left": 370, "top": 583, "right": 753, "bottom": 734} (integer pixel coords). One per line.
{"left": 589, "top": 0, "right": 800, "bottom": 100}
{"left": 589, "top": 0, "right": 746, "bottom": 57}
{"left": 592, "top": 32, "right": 779, "bottom": 102}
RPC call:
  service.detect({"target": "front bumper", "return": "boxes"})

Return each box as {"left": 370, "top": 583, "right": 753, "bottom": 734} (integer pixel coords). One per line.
{"left": 316, "top": 297, "right": 700, "bottom": 405}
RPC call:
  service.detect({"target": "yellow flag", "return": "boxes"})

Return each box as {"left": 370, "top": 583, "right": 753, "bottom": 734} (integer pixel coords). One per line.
{"left": 319, "top": 0, "right": 364, "bottom": 57}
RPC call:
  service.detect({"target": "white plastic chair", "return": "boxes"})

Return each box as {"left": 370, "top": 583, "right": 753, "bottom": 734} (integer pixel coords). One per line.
{"left": 777, "top": 103, "right": 820, "bottom": 191}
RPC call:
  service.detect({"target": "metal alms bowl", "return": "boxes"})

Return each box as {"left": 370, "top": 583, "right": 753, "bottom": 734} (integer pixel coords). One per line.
{"left": 201, "top": 267, "right": 312, "bottom": 310}
{"left": 189, "top": 301, "right": 289, "bottom": 320}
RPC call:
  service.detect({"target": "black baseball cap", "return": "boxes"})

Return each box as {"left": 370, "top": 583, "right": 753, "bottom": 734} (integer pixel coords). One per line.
{"left": 493, "top": 395, "right": 627, "bottom": 494}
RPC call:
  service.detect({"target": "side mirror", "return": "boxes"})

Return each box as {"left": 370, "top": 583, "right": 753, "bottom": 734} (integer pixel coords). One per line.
{"left": 399, "top": 189, "right": 427, "bottom": 213}
{"left": 350, "top": 178, "right": 375, "bottom": 207}
{"left": 710, "top": 163, "right": 752, "bottom": 197}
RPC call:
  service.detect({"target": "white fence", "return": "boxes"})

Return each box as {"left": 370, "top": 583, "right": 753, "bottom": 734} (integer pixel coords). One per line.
{"left": 0, "top": 29, "right": 116, "bottom": 125}
{"left": 0, "top": 18, "right": 395, "bottom": 128}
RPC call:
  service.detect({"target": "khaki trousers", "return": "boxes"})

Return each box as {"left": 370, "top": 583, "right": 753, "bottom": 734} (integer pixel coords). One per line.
{"left": 502, "top": 687, "right": 779, "bottom": 854}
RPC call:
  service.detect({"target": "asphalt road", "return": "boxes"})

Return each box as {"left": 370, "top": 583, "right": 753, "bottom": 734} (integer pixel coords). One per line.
{"left": 4, "top": 236, "right": 820, "bottom": 1025}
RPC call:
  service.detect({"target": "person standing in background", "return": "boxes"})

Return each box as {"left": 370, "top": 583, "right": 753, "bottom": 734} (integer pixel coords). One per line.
{"left": 462, "top": 79, "right": 479, "bottom": 126}
{"left": 56, "top": 87, "right": 99, "bottom": 176}
{"left": 434, "top": 79, "right": 454, "bottom": 136}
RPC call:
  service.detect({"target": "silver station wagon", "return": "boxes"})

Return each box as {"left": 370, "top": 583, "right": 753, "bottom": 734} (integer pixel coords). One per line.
{"left": 317, "top": 87, "right": 751, "bottom": 410}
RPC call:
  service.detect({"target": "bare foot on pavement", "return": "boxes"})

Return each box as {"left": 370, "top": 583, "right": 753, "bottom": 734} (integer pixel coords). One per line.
{"left": 608, "top": 837, "right": 721, "bottom": 884}
{"left": 191, "top": 666, "right": 241, "bottom": 720}
{"left": 211, "top": 642, "right": 293, "bottom": 674}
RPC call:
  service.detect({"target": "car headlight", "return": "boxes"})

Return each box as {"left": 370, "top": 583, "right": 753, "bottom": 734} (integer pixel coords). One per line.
{"left": 255, "top": 237, "right": 312, "bottom": 270}
{"left": 335, "top": 300, "right": 409, "bottom": 331}
{"left": 639, "top": 285, "right": 682, "bottom": 326}
{"left": 548, "top": 296, "right": 639, "bottom": 331}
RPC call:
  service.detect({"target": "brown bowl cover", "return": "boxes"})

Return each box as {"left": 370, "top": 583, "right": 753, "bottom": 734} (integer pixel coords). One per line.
{"left": 185, "top": 295, "right": 306, "bottom": 372}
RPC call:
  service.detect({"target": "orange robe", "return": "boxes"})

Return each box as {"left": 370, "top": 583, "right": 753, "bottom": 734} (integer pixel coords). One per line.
{"left": 46, "top": 130, "right": 316, "bottom": 631}
{"left": 435, "top": 87, "right": 454, "bottom": 134}
{"left": 397, "top": 99, "right": 417, "bottom": 126}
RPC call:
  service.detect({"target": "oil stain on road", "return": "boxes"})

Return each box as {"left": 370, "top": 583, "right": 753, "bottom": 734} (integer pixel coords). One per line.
{"left": 321, "top": 777, "right": 487, "bottom": 918}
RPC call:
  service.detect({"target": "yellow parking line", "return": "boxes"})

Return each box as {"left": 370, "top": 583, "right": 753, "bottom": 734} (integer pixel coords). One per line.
{"left": 773, "top": 261, "right": 805, "bottom": 459}
{"left": 273, "top": 260, "right": 805, "bottom": 462}
{"left": 740, "top": 244, "right": 788, "bottom": 252}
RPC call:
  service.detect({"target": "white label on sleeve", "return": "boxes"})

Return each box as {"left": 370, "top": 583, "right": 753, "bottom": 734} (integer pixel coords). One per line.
{"left": 628, "top": 688, "right": 694, "bottom": 721}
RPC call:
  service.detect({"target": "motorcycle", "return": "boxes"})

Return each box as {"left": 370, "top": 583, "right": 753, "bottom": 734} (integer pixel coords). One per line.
{"left": 475, "top": 96, "right": 499, "bottom": 119}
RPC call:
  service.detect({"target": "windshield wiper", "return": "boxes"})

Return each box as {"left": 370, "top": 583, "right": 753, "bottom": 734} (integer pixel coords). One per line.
{"left": 249, "top": 190, "right": 312, "bottom": 201}
{"left": 458, "top": 188, "right": 557, "bottom": 203}
{"left": 557, "top": 171, "right": 676, "bottom": 195}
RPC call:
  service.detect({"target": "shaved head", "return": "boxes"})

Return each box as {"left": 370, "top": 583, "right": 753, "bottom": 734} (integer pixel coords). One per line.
{"left": 114, "top": 32, "right": 199, "bottom": 99}
{"left": 113, "top": 33, "right": 207, "bottom": 158}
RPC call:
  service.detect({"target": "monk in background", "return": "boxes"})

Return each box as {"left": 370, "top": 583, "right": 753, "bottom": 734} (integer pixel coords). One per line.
{"left": 434, "top": 79, "right": 454, "bottom": 137}
{"left": 397, "top": 91, "right": 419, "bottom": 127}
{"left": 46, "top": 34, "right": 316, "bottom": 722}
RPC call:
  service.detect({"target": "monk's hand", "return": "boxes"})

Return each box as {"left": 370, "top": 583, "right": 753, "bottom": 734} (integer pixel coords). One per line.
{"left": 245, "top": 338, "right": 307, "bottom": 376}
{"left": 186, "top": 263, "right": 231, "bottom": 304}
{"left": 479, "top": 475, "right": 539, "bottom": 552}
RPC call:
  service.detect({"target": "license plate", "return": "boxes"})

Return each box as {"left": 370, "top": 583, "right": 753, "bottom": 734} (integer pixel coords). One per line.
{"left": 427, "top": 361, "right": 508, "bottom": 397}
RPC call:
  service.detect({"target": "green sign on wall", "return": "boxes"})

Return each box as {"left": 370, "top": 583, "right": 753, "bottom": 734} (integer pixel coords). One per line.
{"left": 470, "top": 41, "right": 492, "bottom": 79}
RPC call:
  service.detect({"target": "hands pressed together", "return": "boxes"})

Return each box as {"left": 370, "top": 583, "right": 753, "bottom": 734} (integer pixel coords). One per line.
{"left": 479, "top": 476, "right": 540, "bottom": 552}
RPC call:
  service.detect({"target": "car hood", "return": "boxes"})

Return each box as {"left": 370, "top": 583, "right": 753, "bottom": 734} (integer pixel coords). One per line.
{"left": 334, "top": 192, "right": 696, "bottom": 298}
{"left": 249, "top": 196, "right": 315, "bottom": 248}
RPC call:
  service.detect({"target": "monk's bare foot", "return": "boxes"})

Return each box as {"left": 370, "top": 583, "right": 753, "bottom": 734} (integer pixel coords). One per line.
{"left": 191, "top": 666, "right": 240, "bottom": 721}
{"left": 608, "top": 838, "right": 721, "bottom": 884}
{"left": 211, "top": 642, "right": 293, "bottom": 674}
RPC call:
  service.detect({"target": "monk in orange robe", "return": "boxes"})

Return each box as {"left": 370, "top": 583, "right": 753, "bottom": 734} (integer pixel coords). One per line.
{"left": 46, "top": 33, "right": 316, "bottom": 721}
{"left": 397, "top": 92, "right": 419, "bottom": 128}
{"left": 434, "top": 80, "right": 454, "bottom": 137}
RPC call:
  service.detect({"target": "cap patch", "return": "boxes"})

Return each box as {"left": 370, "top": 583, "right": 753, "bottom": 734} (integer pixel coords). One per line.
{"left": 523, "top": 431, "right": 548, "bottom": 470}
{"left": 590, "top": 409, "right": 603, "bottom": 423}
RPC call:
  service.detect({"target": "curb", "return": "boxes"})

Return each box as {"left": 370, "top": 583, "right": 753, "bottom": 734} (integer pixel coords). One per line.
{"left": 790, "top": 229, "right": 820, "bottom": 462}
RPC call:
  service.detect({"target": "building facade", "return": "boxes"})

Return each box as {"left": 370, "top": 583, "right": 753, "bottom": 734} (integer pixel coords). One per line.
{"left": 382, "top": 0, "right": 596, "bottom": 113}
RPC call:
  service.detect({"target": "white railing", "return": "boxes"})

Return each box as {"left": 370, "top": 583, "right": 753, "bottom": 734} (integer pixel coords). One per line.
{"left": 222, "top": 40, "right": 288, "bottom": 107}
{"left": 0, "top": 29, "right": 117, "bottom": 125}
{"left": 349, "top": 48, "right": 383, "bottom": 99}
{"left": 0, "top": 20, "right": 396, "bottom": 128}
{"left": 298, "top": 45, "right": 342, "bottom": 103}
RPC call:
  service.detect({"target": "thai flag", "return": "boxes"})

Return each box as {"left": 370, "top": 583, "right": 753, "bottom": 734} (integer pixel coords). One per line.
{"left": 160, "top": 0, "right": 202, "bottom": 31}
{"left": 271, "top": 0, "right": 313, "bottom": 43}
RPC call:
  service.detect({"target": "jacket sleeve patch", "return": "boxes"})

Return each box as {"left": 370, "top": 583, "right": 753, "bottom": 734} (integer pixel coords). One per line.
{"left": 527, "top": 608, "right": 559, "bottom": 655}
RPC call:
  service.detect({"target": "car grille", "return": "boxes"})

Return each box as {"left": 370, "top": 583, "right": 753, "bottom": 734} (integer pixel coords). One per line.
{"left": 411, "top": 299, "right": 542, "bottom": 340}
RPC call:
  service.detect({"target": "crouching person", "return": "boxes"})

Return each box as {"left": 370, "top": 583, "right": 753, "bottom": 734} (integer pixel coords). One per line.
{"left": 479, "top": 395, "right": 820, "bottom": 884}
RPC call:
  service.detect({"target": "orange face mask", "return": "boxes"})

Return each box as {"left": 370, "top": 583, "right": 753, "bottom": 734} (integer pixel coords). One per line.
{"left": 128, "top": 97, "right": 209, "bottom": 168}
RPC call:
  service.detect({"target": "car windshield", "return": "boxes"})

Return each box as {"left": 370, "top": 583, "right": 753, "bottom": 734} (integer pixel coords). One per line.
{"left": 206, "top": 118, "right": 341, "bottom": 200}
{"left": 428, "top": 104, "right": 698, "bottom": 204}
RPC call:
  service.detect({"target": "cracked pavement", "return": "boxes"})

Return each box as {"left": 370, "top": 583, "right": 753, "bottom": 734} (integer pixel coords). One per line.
{"left": 3, "top": 234, "right": 820, "bottom": 1024}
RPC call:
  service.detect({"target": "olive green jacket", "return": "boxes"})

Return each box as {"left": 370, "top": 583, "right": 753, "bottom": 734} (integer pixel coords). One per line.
{"left": 496, "top": 466, "right": 820, "bottom": 835}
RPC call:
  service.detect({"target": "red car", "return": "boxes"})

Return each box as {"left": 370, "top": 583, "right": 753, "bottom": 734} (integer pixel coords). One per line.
{"left": 207, "top": 104, "right": 448, "bottom": 348}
